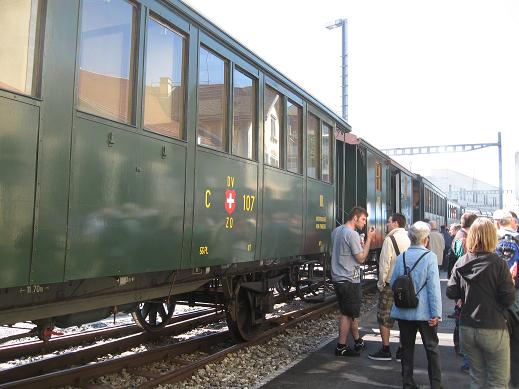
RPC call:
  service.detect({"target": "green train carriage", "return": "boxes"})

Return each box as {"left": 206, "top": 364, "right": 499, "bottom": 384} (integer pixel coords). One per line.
{"left": 0, "top": 0, "right": 345, "bottom": 341}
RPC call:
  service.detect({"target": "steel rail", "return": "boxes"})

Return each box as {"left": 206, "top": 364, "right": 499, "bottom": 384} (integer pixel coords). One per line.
{"left": 0, "top": 309, "right": 215, "bottom": 363}
{"left": 0, "top": 310, "right": 224, "bottom": 386}
{"left": 0, "top": 297, "right": 337, "bottom": 388}
{"left": 137, "top": 298, "right": 339, "bottom": 388}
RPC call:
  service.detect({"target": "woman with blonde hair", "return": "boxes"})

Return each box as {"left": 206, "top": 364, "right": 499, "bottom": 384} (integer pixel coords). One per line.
{"left": 447, "top": 217, "right": 515, "bottom": 388}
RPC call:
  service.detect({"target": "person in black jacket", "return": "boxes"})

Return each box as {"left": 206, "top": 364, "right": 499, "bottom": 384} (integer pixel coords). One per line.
{"left": 447, "top": 217, "right": 515, "bottom": 389}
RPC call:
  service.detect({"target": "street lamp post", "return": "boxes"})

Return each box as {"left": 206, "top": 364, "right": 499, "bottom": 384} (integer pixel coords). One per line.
{"left": 326, "top": 19, "right": 348, "bottom": 122}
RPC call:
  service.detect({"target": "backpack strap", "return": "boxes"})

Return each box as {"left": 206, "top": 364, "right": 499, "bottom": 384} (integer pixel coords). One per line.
{"left": 409, "top": 251, "right": 430, "bottom": 273}
{"left": 412, "top": 251, "right": 430, "bottom": 296}
{"left": 390, "top": 235, "right": 400, "bottom": 256}
{"left": 415, "top": 281, "right": 428, "bottom": 297}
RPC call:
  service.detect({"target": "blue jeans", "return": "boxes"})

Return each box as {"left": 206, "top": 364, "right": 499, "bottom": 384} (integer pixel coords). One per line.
{"left": 460, "top": 326, "right": 510, "bottom": 389}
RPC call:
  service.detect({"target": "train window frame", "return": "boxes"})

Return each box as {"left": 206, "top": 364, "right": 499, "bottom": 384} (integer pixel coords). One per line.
{"left": 76, "top": 0, "right": 140, "bottom": 126}
{"left": 232, "top": 65, "right": 258, "bottom": 161}
{"left": 0, "top": 0, "right": 46, "bottom": 99}
{"left": 321, "top": 121, "right": 333, "bottom": 183}
{"left": 286, "top": 99, "right": 303, "bottom": 175}
{"left": 306, "top": 111, "right": 320, "bottom": 180}
{"left": 263, "top": 85, "right": 284, "bottom": 169}
{"left": 375, "top": 162, "right": 382, "bottom": 192}
{"left": 142, "top": 13, "right": 187, "bottom": 140}
{"left": 196, "top": 44, "right": 229, "bottom": 152}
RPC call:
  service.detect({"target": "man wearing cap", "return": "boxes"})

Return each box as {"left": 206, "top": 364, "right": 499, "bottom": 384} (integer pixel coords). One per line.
{"left": 493, "top": 209, "right": 519, "bottom": 388}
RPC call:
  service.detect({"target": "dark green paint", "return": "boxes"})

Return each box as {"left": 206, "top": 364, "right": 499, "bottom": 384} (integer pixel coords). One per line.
{"left": 0, "top": 97, "right": 39, "bottom": 287}
{"left": 304, "top": 180, "right": 334, "bottom": 255}
{"left": 30, "top": 0, "right": 79, "bottom": 284}
{"left": 66, "top": 119, "right": 186, "bottom": 278}
{"left": 261, "top": 169, "right": 303, "bottom": 258}
{"left": 191, "top": 150, "right": 258, "bottom": 267}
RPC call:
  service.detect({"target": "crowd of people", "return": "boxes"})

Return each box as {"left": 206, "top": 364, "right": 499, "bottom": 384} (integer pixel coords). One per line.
{"left": 331, "top": 207, "right": 519, "bottom": 389}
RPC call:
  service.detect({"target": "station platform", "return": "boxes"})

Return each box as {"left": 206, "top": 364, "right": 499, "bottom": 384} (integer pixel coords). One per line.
{"left": 262, "top": 273, "right": 470, "bottom": 388}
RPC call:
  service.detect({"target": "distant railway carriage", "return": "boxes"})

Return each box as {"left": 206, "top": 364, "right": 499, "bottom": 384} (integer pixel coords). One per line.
{"left": 0, "top": 0, "right": 464, "bottom": 342}
{"left": 447, "top": 200, "right": 465, "bottom": 226}
{"left": 412, "top": 175, "right": 447, "bottom": 227}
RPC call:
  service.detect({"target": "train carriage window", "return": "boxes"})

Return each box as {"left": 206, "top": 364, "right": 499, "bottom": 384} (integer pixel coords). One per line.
{"left": 375, "top": 163, "right": 382, "bottom": 192}
{"left": 321, "top": 122, "right": 332, "bottom": 183}
{"left": 78, "top": 0, "right": 138, "bottom": 124}
{"left": 264, "top": 86, "right": 283, "bottom": 168}
{"left": 144, "top": 16, "right": 186, "bottom": 139}
{"left": 287, "top": 100, "right": 302, "bottom": 174}
{"left": 198, "top": 46, "right": 228, "bottom": 151}
{"left": 307, "top": 113, "right": 319, "bottom": 179}
{"left": 0, "top": 0, "right": 44, "bottom": 96}
{"left": 233, "top": 69, "right": 256, "bottom": 160}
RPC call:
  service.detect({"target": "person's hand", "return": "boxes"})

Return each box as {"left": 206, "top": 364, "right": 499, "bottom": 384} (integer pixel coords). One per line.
{"left": 456, "top": 299, "right": 463, "bottom": 307}
{"left": 428, "top": 317, "right": 440, "bottom": 327}
{"left": 367, "top": 226, "right": 376, "bottom": 240}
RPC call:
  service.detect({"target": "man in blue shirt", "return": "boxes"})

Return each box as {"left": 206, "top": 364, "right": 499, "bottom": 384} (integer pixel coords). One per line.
{"left": 390, "top": 221, "right": 442, "bottom": 389}
{"left": 331, "top": 206, "right": 376, "bottom": 357}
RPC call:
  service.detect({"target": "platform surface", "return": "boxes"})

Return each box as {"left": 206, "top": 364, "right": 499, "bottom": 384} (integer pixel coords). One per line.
{"left": 262, "top": 273, "right": 470, "bottom": 388}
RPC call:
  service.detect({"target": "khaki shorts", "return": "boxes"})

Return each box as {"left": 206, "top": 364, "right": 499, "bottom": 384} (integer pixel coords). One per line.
{"left": 377, "top": 286, "right": 395, "bottom": 328}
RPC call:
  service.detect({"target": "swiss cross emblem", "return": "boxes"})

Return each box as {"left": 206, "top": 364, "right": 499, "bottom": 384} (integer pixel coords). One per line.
{"left": 225, "top": 190, "right": 236, "bottom": 215}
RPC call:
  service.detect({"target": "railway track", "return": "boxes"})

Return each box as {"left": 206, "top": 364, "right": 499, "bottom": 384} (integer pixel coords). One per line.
{"left": 0, "top": 295, "right": 339, "bottom": 388}
{"left": 0, "top": 309, "right": 217, "bottom": 363}
{"left": 0, "top": 309, "right": 223, "bottom": 386}
{"left": 0, "top": 288, "right": 301, "bottom": 363}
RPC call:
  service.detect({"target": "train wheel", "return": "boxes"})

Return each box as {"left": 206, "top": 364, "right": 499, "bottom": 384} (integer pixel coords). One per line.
{"left": 274, "top": 274, "right": 291, "bottom": 295}
{"left": 132, "top": 298, "right": 176, "bottom": 332}
{"left": 226, "top": 283, "right": 264, "bottom": 341}
{"left": 296, "top": 263, "right": 320, "bottom": 301}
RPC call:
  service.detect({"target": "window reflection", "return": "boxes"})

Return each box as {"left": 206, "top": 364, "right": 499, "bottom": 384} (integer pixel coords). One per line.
{"left": 264, "top": 86, "right": 283, "bottom": 168}
{"left": 0, "top": 0, "right": 43, "bottom": 96}
{"left": 322, "top": 122, "right": 332, "bottom": 182}
{"left": 287, "top": 101, "right": 302, "bottom": 174}
{"left": 232, "top": 69, "right": 256, "bottom": 160}
{"left": 144, "top": 17, "right": 185, "bottom": 139}
{"left": 307, "top": 113, "right": 319, "bottom": 179}
{"left": 197, "top": 46, "right": 228, "bottom": 151}
{"left": 78, "top": 0, "right": 137, "bottom": 124}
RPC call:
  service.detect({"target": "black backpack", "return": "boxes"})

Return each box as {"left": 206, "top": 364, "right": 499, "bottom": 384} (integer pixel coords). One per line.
{"left": 392, "top": 251, "right": 429, "bottom": 308}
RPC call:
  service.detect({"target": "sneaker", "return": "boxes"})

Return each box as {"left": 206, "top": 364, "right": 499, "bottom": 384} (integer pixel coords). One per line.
{"left": 354, "top": 338, "right": 367, "bottom": 352}
{"left": 335, "top": 346, "right": 360, "bottom": 357}
{"left": 368, "top": 348, "right": 392, "bottom": 361}
{"left": 395, "top": 347, "right": 403, "bottom": 362}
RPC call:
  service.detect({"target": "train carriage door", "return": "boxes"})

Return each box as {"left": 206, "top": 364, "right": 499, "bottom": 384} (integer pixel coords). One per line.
{"left": 401, "top": 173, "right": 413, "bottom": 225}
{"left": 190, "top": 37, "right": 259, "bottom": 268}
{"left": 393, "top": 170, "right": 400, "bottom": 215}
{"left": 365, "top": 151, "right": 384, "bottom": 249}
{"left": 0, "top": 0, "right": 47, "bottom": 288}
{"left": 263, "top": 83, "right": 305, "bottom": 259}
{"left": 66, "top": 5, "right": 190, "bottom": 279}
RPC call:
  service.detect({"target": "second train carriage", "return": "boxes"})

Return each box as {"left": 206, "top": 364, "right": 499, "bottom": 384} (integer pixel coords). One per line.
{"left": 413, "top": 175, "right": 447, "bottom": 227}
{"left": 447, "top": 200, "right": 465, "bottom": 226}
